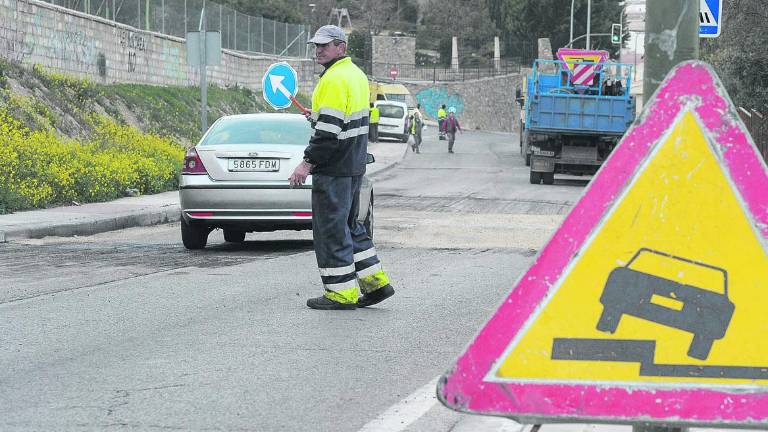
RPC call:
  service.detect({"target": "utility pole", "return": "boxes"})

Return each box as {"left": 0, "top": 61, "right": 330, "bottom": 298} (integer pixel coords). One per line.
{"left": 586, "top": 0, "right": 591, "bottom": 49}
{"left": 642, "top": 0, "right": 699, "bottom": 104}
{"left": 199, "top": 5, "right": 208, "bottom": 133}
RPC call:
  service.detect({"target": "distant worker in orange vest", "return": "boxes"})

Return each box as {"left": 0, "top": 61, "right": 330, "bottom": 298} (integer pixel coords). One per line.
{"left": 437, "top": 104, "right": 447, "bottom": 140}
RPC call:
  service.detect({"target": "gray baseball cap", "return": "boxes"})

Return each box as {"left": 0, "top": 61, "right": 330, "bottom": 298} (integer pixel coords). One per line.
{"left": 307, "top": 25, "right": 347, "bottom": 44}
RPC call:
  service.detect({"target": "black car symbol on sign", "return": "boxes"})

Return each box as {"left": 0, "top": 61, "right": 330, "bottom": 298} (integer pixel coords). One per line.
{"left": 596, "top": 248, "right": 734, "bottom": 360}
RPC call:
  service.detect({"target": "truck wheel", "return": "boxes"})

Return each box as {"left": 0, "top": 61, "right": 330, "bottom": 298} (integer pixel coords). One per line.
{"left": 529, "top": 170, "right": 542, "bottom": 184}
{"left": 543, "top": 172, "right": 555, "bottom": 185}
{"left": 522, "top": 132, "right": 531, "bottom": 166}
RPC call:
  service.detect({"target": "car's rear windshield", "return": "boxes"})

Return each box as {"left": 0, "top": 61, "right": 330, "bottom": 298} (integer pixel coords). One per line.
{"left": 385, "top": 94, "right": 407, "bottom": 104}
{"left": 378, "top": 105, "right": 404, "bottom": 118}
{"left": 199, "top": 116, "right": 311, "bottom": 146}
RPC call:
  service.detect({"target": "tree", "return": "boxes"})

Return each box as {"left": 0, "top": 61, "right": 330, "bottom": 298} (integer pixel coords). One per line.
{"left": 214, "top": 0, "right": 306, "bottom": 23}
{"left": 486, "top": 0, "right": 623, "bottom": 61}
{"left": 701, "top": 0, "right": 768, "bottom": 111}
{"left": 420, "top": 0, "right": 499, "bottom": 66}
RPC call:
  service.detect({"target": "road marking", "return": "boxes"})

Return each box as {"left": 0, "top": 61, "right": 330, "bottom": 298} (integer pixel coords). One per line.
{"left": 357, "top": 376, "right": 439, "bottom": 432}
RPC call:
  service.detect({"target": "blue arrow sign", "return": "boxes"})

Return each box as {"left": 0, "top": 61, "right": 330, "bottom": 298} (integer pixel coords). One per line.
{"left": 699, "top": 0, "right": 722, "bottom": 38}
{"left": 262, "top": 62, "right": 298, "bottom": 110}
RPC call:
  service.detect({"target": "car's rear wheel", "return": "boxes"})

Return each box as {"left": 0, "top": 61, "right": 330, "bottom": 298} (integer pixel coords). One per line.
{"left": 224, "top": 229, "right": 246, "bottom": 243}
{"left": 529, "top": 170, "right": 542, "bottom": 185}
{"left": 364, "top": 194, "right": 374, "bottom": 240}
{"left": 401, "top": 134, "right": 409, "bottom": 143}
{"left": 181, "top": 217, "right": 208, "bottom": 250}
{"left": 542, "top": 172, "right": 555, "bottom": 185}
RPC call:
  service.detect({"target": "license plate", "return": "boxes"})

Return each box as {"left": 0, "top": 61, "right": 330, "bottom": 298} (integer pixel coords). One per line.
{"left": 533, "top": 150, "right": 555, "bottom": 157}
{"left": 228, "top": 158, "right": 280, "bottom": 172}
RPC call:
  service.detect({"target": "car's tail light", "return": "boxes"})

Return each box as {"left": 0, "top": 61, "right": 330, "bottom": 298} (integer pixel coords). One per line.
{"left": 292, "top": 212, "right": 312, "bottom": 217}
{"left": 182, "top": 148, "right": 208, "bottom": 175}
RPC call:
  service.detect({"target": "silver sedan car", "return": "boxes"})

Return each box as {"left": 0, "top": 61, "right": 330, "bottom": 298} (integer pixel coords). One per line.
{"left": 179, "top": 113, "right": 375, "bottom": 249}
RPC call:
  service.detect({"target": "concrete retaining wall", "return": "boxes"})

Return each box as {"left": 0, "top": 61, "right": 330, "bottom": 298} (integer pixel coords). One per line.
{"left": 402, "top": 73, "right": 524, "bottom": 132}
{"left": 0, "top": 0, "right": 315, "bottom": 94}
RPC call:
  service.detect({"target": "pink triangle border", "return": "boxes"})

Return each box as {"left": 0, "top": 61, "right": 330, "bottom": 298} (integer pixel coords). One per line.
{"left": 438, "top": 61, "right": 768, "bottom": 425}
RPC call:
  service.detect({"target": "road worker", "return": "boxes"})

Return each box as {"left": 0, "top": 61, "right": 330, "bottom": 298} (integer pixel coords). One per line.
{"left": 288, "top": 25, "right": 395, "bottom": 310}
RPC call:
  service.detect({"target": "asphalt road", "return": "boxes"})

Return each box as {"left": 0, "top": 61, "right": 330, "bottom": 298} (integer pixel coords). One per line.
{"left": 0, "top": 129, "right": 587, "bottom": 431}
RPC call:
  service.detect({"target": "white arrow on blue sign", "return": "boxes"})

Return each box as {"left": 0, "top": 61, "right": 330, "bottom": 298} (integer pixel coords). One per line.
{"left": 699, "top": 0, "right": 722, "bottom": 38}
{"left": 262, "top": 62, "right": 298, "bottom": 110}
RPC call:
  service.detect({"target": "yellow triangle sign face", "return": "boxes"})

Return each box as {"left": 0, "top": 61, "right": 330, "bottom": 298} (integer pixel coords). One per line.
{"left": 493, "top": 110, "right": 768, "bottom": 387}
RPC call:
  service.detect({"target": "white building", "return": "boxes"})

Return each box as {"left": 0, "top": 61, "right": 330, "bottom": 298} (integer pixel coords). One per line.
{"left": 619, "top": 0, "right": 645, "bottom": 105}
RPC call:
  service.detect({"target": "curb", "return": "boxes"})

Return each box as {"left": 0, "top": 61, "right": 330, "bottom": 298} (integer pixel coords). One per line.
{"left": 368, "top": 143, "right": 410, "bottom": 179}
{"left": 0, "top": 205, "right": 180, "bottom": 242}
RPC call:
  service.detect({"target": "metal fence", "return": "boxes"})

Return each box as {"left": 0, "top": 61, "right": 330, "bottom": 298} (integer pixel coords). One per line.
{"left": 363, "top": 62, "right": 522, "bottom": 82}
{"left": 39, "top": 0, "right": 309, "bottom": 57}
{"left": 738, "top": 107, "right": 768, "bottom": 162}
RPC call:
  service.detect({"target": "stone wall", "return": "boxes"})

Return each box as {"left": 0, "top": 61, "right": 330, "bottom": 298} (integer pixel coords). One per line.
{"left": 0, "top": 0, "right": 315, "bottom": 94}
{"left": 371, "top": 35, "right": 415, "bottom": 78}
{"left": 402, "top": 73, "right": 524, "bottom": 133}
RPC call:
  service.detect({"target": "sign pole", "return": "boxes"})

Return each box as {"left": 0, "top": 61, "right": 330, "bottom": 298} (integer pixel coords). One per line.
{"left": 199, "top": 5, "right": 208, "bottom": 133}
{"left": 642, "top": 0, "right": 699, "bottom": 104}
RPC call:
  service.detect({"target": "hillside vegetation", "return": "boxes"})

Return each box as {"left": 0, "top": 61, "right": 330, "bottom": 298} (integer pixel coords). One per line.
{"left": 0, "top": 60, "right": 308, "bottom": 214}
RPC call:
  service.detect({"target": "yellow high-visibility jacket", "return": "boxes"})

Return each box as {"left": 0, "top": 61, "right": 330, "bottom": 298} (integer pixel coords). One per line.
{"left": 305, "top": 57, "right": 370, "bottom": 176}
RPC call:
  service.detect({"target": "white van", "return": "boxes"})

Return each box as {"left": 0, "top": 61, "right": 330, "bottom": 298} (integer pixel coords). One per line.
{"left": 374, "top": 100, "right": 409, "bottom": 143}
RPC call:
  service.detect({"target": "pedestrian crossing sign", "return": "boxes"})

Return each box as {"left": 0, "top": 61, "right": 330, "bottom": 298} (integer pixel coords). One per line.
{"left": 700, "top": 0, "right": 722, "bottom": 38}
{"left": 438, "top": 61, "right": 768, "bottom": 427}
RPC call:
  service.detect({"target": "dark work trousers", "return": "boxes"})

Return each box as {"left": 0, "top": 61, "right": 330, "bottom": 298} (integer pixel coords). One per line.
{"left": 368, "top": 123, "right": 378, "bottom": 142}
{"left": 312, "top": 174, "right": 386, "bottom": 303}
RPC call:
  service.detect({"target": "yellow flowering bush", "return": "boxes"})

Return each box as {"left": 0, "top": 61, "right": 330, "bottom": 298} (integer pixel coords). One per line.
{"left": 0, "top": 110, "right": 184, "bottom": 213}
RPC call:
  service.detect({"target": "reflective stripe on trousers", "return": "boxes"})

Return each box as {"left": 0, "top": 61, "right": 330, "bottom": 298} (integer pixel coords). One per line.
{"left": 312, "top": 174, "right": 390, "bottom": 304}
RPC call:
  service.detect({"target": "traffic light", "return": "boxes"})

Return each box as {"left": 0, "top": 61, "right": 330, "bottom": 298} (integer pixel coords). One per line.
{"left": 611, "top": 23, "right": 622, "bottom": 45}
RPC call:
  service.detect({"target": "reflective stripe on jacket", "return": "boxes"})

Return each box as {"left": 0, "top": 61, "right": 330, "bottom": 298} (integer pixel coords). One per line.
{"left": 305, "top": 57, "right": 370, "bottom": 176}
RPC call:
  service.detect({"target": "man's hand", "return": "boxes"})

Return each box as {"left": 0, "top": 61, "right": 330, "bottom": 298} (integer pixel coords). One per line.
{"left": 288, "top": 160, "right": 313, "bottom": 187}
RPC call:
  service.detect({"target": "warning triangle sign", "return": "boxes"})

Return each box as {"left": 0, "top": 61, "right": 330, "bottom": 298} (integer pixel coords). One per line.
{"left": 438, "top": 61, "right": 768, "bottom": 427}
{"left": 556, "top": 48, "right": 608, "bottom": 71}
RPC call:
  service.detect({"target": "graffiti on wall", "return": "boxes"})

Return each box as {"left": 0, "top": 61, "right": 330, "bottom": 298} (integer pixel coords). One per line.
{"left": 119, "top": 30, "right": 146, "bottom": 73}
{"left": 162, "top": 40, "right": 186, "bottom": 83}
{"left": 416, "top": 86, "right": 465, "bottom": 120}
{"left": 9, "top": 10, "right": 97, "bottom": 70}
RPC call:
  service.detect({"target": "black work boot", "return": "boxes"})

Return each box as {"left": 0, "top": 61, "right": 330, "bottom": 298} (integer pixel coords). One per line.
{"left": 357, "top": 284, "right": 395, "bottom": 308}
{"left": 306, "top": 295, "right": 357, "bottom": 310}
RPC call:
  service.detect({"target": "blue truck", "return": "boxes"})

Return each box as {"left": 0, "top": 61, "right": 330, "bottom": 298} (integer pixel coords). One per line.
{"left": 519, "top": 52, "right": 636, "bottom": 184}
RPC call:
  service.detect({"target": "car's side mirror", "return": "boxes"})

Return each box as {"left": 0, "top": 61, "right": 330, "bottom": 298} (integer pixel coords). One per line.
{"left": 366, "top": 153, "right": 375, "bottom": 164}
